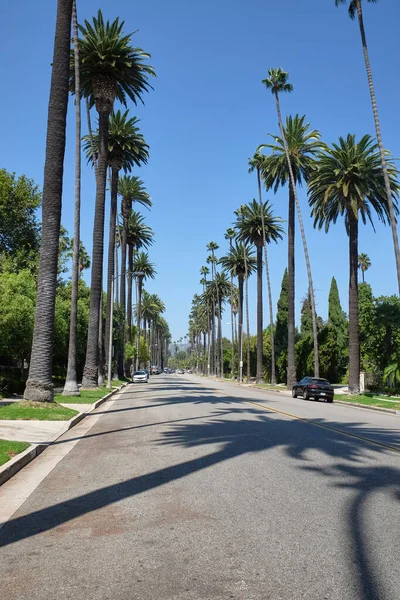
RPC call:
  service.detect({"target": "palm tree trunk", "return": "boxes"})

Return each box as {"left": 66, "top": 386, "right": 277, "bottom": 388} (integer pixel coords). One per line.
{"left": 238, "top": 274, "right": 244, "bottom": 382}
{"left": 105, "top": 166, "right": 118, "bottom": 372}
{"left": 135, "top": 276, "right": 143, "bottom": 371}
{"left": 203, "top": 332, "right": 207, "bottom": 375}
{"left": 127, "top": 244, "right": 133, "bottom": 343}
{"left": 256, "top": 243, "right": 264, "bottom": 384}
{"left": 362, "top": 270, "right": 365, "bottom": 284}
{"left": 207, "top": 326, "right": 211, "bottom": 376}
{"left": 287, "top": 181, "right": 296, "bottom": 388}
{"left": 211, "top": 302, "right": 216, "bottom": 376}
{"left": 356, "top": 0, "right": 400, "bottom": 294}
{"left": 245, "top": 275, "right": 251, "bottom": 383}
{"left": 274, "top": 91, "right": 319, "bottom": 380}
{"left": 218, "top": 299, "right": 223, "bottom": 378}
{"left": 82, "top": 107, "right": 109, "bottom": 387}
{"left": 98, "top": 296, "right": 104, "bottom": 386}
{"left": 119, "top": 209, "right": 128, "bottom": 377}
{"left": 348, "top": 211, "right": 360, "bottom": 394}
{"left": 63, "top": 0, "right": 80, "bottom": 397}
{"left": 257, "top": 167, "right": 275, "bottom": 383}
{"left": 25, "top": 0, "right": 73, "bottom": 402}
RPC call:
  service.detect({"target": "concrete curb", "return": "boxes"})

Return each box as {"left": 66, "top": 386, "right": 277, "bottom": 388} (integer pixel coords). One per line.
{"left": 0, "top": 382, "right": 129, "bottom": 487}
{"left": 334, "top": 399, "right": 400, "bottom": 416}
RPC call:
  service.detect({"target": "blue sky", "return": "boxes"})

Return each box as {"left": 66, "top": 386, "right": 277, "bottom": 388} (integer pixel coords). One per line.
{"left": 0, "top": 0, "right": 399, "bottom": 342}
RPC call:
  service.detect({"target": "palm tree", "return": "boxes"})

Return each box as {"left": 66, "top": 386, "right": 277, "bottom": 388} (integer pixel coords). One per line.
{"left": 126, "top": 211, "right": 154, "bottom": 339}
{"left": 71, "top": 10, "right": 154, "bottom": 388}
{"left": 336, "top": 0, "right": 400, "bottom": 293}
{"left": 24, "top": 0, "right": 73, "bottom": 402}
{"left": 262, "top": 69, "right": 321, "bottom": 384}
{"left": 224, "top": 228, "right": 236, "bottom": 378}
{"left": 204, "top": 271, "right": 235, "bottom": 378}
{"left": 132, "top": 252, "right": 156, "bottom": 370}
{"left": 248, "top": 152, "right": 278, "bottom": 384}
{"left": 358, "top": 253, "right": 371, "bottom": 283}
{"left": 78, "top": 242, "right": 91, "bottom": 275}
{"left": 308, "top": 134, "right": 399, "bottom": 393}
{"left": 219, "top": 243, "right": 257, "bottom": 380}
{"left": 235, "top": 200, "right": 284, "bottom": 384}
{"left": 83, "top": 110, "right": 149, "bottom": 372}
{"left": 63, "top": 0, "right": 81, "bottom": 397}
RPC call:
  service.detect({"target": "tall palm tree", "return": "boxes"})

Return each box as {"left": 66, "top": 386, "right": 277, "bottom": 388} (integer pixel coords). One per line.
{"left": 262, "top": 70, "right": 321, "bottom": 385}
{"left": 358, "top": 253, "right": 371, "bottom": 283}
{"left": 132, "top": 252, "right": 156, "bottom": 370}
{"left": 308, "top": 134, "right": 399, "bottom": 393}
{"left": 207, "top": 242, "right": 219, "bottom": 375}
{"left": 71, "top": 10, "right": 154, "bottom": 387}
{"left": 126, "top": 211, "right": 154, "bottom": 345}
{"left": 83, "top": 110, "right": 149, "bottom": 372}
{"left": 235, "top": 200, "right": 284, "bottom": 384}
{"left": 336, "top": 0, "right": 400, "bottom": 293}
{"left": 224, "top": 228, "right": 236, "bottom": 379}
{"left": 63, "top": 0, "right": 81, "bottom": 397}
{"left": 248, "top": 152, "right": 278, "bottom": 384}
{"left": 25, "top": 0, "right": 73, "bottom": 402}
{"left": 219, "top": 243, "right": 257, "bottom": 379}
{"left": 204, "top": 271, "right": 235, "bottom": 378}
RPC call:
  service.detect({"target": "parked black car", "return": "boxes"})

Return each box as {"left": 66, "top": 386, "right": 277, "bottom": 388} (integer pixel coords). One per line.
{"left": 292, "top": 377, "right": 334, "bottom": 402}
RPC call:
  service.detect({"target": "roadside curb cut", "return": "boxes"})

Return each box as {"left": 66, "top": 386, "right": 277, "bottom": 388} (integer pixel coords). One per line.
{"left": 0, "top": 382, "right": 129, "bottom": 487}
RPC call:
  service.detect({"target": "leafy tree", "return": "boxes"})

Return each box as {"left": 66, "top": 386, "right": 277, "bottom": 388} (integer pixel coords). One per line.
{"left": 309, "top": 134, "right": 399, "bottom": 393}
{"left": 275, "top": 269, "right": 289, "bottom": 382}
{"left": 0, "top": 170, "right": 41, "bottom": 275}
{"left": 25, "top": 0, "right": 73, "bottom": 402}
{"left": 358, "top": 282, "right": 377, "bottom": 372}
{"left": 328, "top": 277, "right": 347, "bottom": 344}
{"left": 335, "top": 0, "right": 400, "bottom": 292}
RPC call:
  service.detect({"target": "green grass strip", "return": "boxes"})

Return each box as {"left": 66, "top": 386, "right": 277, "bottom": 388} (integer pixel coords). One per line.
{"left": 335, "top": 394, "right": 400, "bottom": 410}
{"left": 0, "top": 439, "right": 30, "bottom": 466}
{"left": 0, "top": 401, "right": 78, "bottom": 421}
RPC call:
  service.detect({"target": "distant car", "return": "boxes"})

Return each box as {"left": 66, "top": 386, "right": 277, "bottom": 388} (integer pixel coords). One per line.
{"left": 186, "top": 369, "right": 192, "bottom": 374}
{"left": 292, "top": 377, "right": 334, "bottom": 402}
{"left": 177, "top": 369, "right": 184, "bottom": 374}
{"left": 132, "top": 370, "right": 149, "bottom": 383}
{"left": 151, "top": 366, "right": 161, "bottom": 375}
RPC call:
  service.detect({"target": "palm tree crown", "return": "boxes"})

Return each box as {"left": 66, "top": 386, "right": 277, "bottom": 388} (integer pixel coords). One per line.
{"left": 258, "top": 115, "right": 324, "bottom": 190}
{"left": 70, "top": 9, "right": 155, "bottom": 112}
{"left": 83, "top": 110, "right": 149, "bottom": 171}
{"left": 262, "top": 68, "right": 293, "bottom": 96}
{"left": 118, "top": 175, "right": 152, "bottom": 212}
{"left": 132, "top": 252, "right": 156, "bottom": 280}
{"left": 219, "top": 243, "right": 257, "bottom": 278}
{"left": 335, "top": 0, "right": 376, "bottom": 20}
{"left": 234, "top": 199, "right": 284, "bottom": 247}
{"left": 308, "top": 134, "right": 399, "bottom": 231}
{"left": 126, "top": 211, "right": 154, "bottom": 250}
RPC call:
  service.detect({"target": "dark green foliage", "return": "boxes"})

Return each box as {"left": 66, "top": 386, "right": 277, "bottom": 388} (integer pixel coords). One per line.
{"left": 0, "top": 170, "right": 41, "bottom": 274}
{"left": 275, "top": 269, "right": 288, "bottom": 381}
{"left": 300, "top": 292, "right": 313, "bottom": 337}
{"left": 328, "top": 277, "right": 347, "bottom": 344}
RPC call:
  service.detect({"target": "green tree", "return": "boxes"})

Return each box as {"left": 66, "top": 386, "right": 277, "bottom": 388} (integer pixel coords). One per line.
{"left": 275, "top": 269, "right": 289, "bottom": 382}
{"left": 336, "top": 0, "right": 400, "bottom": 292}
{"left": 132, "top": 252, "right": 156, "bottom": 371}
{"left": 309, "top": 134, "right": 399, "bottom": 393}
{"left": 358, "top": 253, "right": 371, "bottom": 283}
{"left": 234, "top": 200, "right": 284, "bottom": 384}
{"left": 261, "top": 77, "right": 322, "bottom": 385}
{"left": 24, "top": 0, "right": 73, "bottom": 402}
{"left": 0, "top": 170, "right": 41, "bottom": 274}
{"left": 72, "top": 10, "right": 154, "bottom": 388}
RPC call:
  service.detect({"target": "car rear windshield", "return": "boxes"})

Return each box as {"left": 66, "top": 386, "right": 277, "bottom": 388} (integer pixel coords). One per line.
{"left": 312, "top": 379, "right": 329, "bottom": 386}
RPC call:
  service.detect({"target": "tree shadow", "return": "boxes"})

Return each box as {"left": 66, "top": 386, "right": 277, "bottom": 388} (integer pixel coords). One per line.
{"left": 0, "top": 404, "right": 399, "bottom": 599}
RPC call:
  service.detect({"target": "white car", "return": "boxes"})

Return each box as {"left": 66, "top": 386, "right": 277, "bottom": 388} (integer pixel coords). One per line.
{"left": 132, "top": 370, "right": 149, "bottom": 383}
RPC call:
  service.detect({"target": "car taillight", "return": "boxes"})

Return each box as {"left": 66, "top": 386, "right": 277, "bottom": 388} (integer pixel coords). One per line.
{"left": 309, "top": 384, "right": 318, "bottom": 388}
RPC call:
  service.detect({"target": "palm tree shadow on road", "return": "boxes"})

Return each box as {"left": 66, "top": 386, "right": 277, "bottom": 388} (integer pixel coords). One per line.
{"left": 0, "top": 405, "right": 399, "bottom": 600}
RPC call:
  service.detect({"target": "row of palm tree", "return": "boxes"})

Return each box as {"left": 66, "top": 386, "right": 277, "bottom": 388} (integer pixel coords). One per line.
{"left": 24, "top": 5, "right": 170, "bottom": 401}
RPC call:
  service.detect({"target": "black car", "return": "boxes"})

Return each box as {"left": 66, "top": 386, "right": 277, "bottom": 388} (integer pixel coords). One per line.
{"left": 292, "top": 377, "right": 334, "bottom": 402}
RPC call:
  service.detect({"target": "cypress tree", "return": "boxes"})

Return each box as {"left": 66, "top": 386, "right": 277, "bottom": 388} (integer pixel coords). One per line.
{"left": 275, "top": 269, "right": 289, "bottom": 381}
{"left": 300, "top": 292, "right": 313, "bottom": 337}
{"left": 328, "top": 277, "right": 347, "bottom": 346}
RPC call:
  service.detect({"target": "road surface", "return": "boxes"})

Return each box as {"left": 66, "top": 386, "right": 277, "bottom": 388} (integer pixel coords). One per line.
{"left": 0, "top": 374, "right": 399, "bottom": 600}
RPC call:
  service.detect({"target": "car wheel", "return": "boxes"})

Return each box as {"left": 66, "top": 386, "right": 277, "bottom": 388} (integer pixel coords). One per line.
{"left": 327, "top": 397, "right": 333, "bottom": 403}
{"left": 302, "top": 389, "right": 309, "bottom": 400}
{"left": 292, "top": 389, "right": 297, "bottom": 398}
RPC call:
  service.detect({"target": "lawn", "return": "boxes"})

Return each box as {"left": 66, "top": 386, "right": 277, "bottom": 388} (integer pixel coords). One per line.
{"left": 335, "top": 394, "right": 400, "bottom": 411}
{"left": 0, "top": 439, "right": 30, "bottom": 466}
{"left": 0, "top": 401, "right": 78, "bottom": 420}
{"left": 254, "top": 383, "right": 288, "bottom": 392}
{"left": 55, "top": 381, "right": 128, "bottom": 404}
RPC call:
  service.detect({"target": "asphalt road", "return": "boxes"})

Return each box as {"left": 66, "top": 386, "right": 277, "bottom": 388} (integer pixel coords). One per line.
{"left": 0, "top": 374, "right": 399, "bottom": 600}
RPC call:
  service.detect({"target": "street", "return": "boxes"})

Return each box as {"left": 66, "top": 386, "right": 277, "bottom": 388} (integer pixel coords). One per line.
{"left": 0, "top": 374, "right": 399, "bottom": 600}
